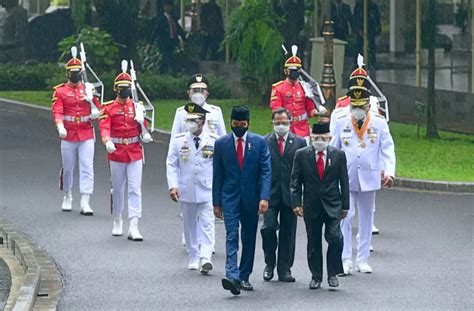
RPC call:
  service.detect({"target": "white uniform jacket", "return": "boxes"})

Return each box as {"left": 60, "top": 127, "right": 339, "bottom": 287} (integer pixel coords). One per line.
{"left": 170, "top": 102, "right": 226, "bottom": 138}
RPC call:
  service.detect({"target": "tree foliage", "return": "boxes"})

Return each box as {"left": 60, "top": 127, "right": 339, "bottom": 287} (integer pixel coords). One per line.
{"left": 224, "top": 0, "right": 284, "bottom": 103}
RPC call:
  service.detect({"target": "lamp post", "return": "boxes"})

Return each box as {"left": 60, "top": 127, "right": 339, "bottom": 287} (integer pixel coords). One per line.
{"left": 320, "top": 20, "right": 336, "bottom": 112}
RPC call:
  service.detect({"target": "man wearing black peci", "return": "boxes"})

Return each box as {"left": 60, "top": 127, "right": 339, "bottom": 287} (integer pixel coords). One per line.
{"left": 290, "top": 122, "right": 349, "bottom": 289}
{"left": 261, "top": 107, "right": 306, "bottom": 282}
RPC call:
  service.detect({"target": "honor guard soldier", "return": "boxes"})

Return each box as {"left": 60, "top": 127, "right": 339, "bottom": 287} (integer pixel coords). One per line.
{"left": 99, "top": 69, "right": 153, "bottom": 241}
{"left": 330, "top": 88, "right": 395, "bottom": 274}
{"left": 171, "top": 74, "right": 226, "bottom": 137}
{"left": 166, "top": 103, "right": 217, "bottom": 273}
{"left": 51, "top": 55, "right": 100, "bottom": 215}
{"left": 270, "top": 48, "right": 320, "bottom": 138}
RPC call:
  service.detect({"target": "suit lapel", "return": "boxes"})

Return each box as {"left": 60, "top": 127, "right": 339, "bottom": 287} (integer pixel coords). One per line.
{"left": 242, "top": 133, "right": 251, "bottom": 170}
{"left": 268, "top": 134, "right": 280, "bottom": 157}
{"left": 307, "top": 147, "right": 320, "bottom": 181}
{"left": 322, "top": 147, "right": 332, "bottom": 181}
{"left": 282, "top": 133, "right": 294, "bottom": 158}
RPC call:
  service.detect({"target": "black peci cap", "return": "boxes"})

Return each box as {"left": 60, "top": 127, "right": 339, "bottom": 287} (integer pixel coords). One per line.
{"left": 231, "top": 106, "right": 250, "bottom": 121}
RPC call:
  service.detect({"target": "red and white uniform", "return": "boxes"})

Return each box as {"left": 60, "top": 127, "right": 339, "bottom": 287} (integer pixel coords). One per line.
{"left": 99, "top": 98, "right": 144, "bottom": 163}
{"left": 52, "top": 82, "right": 100, "bottom": 142}
{"left": 99, "top": 98, "right": 147, "bottom": 219}
{"left": 270, "top": 79, "right": 315, "bottom": 137}
{"left": 52, "top": 82, "right": 100, "bottom": 195}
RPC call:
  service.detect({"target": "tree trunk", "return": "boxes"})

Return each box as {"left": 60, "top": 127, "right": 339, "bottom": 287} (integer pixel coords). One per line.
{"left": 426, "top": 0, "right": 440, "bottom": 139}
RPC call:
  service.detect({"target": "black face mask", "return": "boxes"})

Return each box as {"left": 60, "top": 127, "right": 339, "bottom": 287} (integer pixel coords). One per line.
{"left": 231, "top": 126, "right": 248, "bottom": 138}
{"left": 69, "top": 72, "right": 81, "bottom": 83}
{"left": 288, "top": 70, "right": 300, "bottom": 80}
{"left": 118, "top": 88, "right": 131, "bottom": 99}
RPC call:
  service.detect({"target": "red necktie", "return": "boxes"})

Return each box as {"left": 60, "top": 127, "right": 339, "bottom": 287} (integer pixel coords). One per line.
{"left": 317, "top": 151, "right": 324, "bottom": 179}
{"left": 237, "top": 138, "right": 244, "bottom": 169}
{"left": 278, "top": 136, "right": 284, "bottom": 156}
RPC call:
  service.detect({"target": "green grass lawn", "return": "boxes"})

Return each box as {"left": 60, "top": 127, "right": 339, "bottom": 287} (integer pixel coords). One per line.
{"left": 1, "top": 90, "right": 473, "bottom": 182}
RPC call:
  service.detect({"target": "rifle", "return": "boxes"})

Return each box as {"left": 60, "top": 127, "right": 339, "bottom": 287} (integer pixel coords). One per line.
{"left": 129, "top": 60, "right": 155, "bottom": 133}
{"left": 76, "top": 43, "right": 104, "bottom": 118}
{"left": 282, "top": 45, "right": 327, "bottom": 114}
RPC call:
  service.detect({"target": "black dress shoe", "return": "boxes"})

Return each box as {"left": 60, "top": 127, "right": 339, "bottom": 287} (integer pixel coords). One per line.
{"left": 240, "top": 280, "right": 254, "bottom": 291}
{"left": 278, "top": 272, "right": 296, "bottom": 283}
{"left": 309, "top": 279, "right": 321, "bottom": 290}
{"left": 263, "top": 265, "right": 274, "bottom": 281}
{"left": 222, "top": 278, "right": 241, "bottom": 296}
{"left": 328, "top": 276, "right": 339, "bottom": 287}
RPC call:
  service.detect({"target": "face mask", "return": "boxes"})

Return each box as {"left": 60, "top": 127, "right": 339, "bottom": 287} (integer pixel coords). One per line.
{"left": 232, "top": 126, "right": 248, "bottom": 138}
{"left": 69, "top": 72, "right": 81, "bottom": 83}
{"left": 274, "top": 124, "right": 289, "bottom": 136}
{"left": 119, "top": 88, "right": 131, "bottom": 99}
{"left": 313, "top": 140, "right": 328, "bottom": 152}
{"left": 288, "top": 70, "right": 300, "bottom": 80}
{"left": 352, "top": 108, "right": 366, "bottom": 121}
{"left": 190, "top": 92, "right": 206, "bottom": 106}
{"left": 186, "top": 120, "right": 199, "bottom": 134}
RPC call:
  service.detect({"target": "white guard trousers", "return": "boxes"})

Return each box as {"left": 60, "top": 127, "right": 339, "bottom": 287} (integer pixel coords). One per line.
{"left": 341, "top": 190, "right": 376, "bottom": 263}
{"left": 60, "top": 139, "right": 94, "bottom": 194}
{"left": 110, "top": 160, "right": 143, "bottom": 219}
{"left": 181, "top": 201, "right": 215, "bottom": 261}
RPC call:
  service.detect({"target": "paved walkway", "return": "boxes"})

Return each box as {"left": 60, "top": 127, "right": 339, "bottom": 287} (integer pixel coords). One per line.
{"left": 0, "top": 102, "right": 472, "bottom": 310}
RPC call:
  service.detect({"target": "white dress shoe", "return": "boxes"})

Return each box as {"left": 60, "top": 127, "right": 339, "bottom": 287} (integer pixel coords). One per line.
{"left": 200, "top": 259, "right": 213, "bottom": 274}
{"left": 188, "top": 259, "right": 200, "bottom": 270}
{"left": 127, "top": 217, "right": 143, "bottom": 241}
{"left": 372, "top": 224, "right": 380, "bottom": 234}
{"left": 342, "top": 259, "right": 353, "bottom": 275}
{"left": 61, "top": 192, "right": 73, "bottom": 211}
{"left": 112, "top": 215, "right": 123, "bottom": 236}
{"left": 356, "top": 261, "right": 373, "bottom": 273}
{"left": 79, "top": 194, "right": 94, "bottom": 216}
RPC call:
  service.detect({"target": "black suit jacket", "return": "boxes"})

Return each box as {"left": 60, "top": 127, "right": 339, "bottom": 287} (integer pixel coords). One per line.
{"left": 266, "top": 132, "right": 306, "bottom": 208}
{"left": 290, "top": 145, "right": 349, "bottom": 219}
{"left": 154, "top": 13, "right": 186, "bottom": 52}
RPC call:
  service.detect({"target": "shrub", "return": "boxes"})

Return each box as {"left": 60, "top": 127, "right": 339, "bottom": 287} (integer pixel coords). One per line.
{"left": 0, "top": 63, "right": 62, "bottom": 91}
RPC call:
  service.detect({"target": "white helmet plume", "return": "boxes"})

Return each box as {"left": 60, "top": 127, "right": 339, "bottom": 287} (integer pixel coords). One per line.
{"left": 71, "top": 46, "right": 77, "bottom": 58}
{"left": 291, "top": 45, "right": 298, "bottom": 57}
{"left": 121, "top": 60, "right": 128, "bottom": 73}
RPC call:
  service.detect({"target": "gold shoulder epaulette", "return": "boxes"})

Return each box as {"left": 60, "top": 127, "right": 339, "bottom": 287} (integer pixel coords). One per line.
{"left": 337, "top": 114, "right": 348, "bottom": 120}
{"left": 102, "top": 100, "right": 114, "bottom": 106}
{"left": 272, "top": 81, "right": 283, "bottom": 87}
{"left": 210, "top": 105, "right": 221, "bottom": 111}
{"left": 53, "top": 83, "right": 65, "bottom": 89}
{"left": 375, "top": 114, "right": 386, "bottom": 119}
{"left": 177, "top": 106, "right": 184, "bottom": 112}
{"left": 337, "top": 95, "right": 348, "bottom": 101}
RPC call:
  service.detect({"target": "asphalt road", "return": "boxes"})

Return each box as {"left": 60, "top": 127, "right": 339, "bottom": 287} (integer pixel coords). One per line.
{"left": 0, "top": 101, "right": 472, "bottom": 310}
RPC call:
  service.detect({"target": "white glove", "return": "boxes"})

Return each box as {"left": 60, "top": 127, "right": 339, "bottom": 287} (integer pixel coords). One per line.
{"left": 57, "top": 124, "right": 67, "bottom": 138}
{"left": 90, "top": 107, "right": 100, "bottom": 120}
{"left": 141, "top": 132, "right": 153, "bottom": 143}
{"left": 318, "top": 105, "right": 327, "bottom": 115}
{"left": 134, "top": 106, "right": 145, "bottom": 124}
{"left": 84, "top": 82, "right": 95, "bottom": 102}
{"left": 105, "top": 140, "right": 116, "bottom": 153}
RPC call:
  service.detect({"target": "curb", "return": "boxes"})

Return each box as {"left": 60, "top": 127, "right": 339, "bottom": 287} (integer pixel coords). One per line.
{"left": 0, "top": 220, "right": 61, "bottom": 311}
{"left": 1, "top": 98, "right": 472, "bottom": 194}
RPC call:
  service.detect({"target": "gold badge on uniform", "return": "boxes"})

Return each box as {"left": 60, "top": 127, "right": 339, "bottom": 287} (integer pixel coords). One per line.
{"left": 180, "top": 141, "right": 190, "bottom": 162}
{"left": 358, "top": 140, "right": 366, "bottom": 149}
{"left": 202, "top": 144, "right": 214, "bottom": 158}
{"left": 343, "top": 139, "right": 350, "bottom": 146}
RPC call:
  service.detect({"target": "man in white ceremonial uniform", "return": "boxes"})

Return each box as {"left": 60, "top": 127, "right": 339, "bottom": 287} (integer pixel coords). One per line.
{"left": 171, "top": 73, "right": 226, "bottom": 137}
{"left": 167, "top": 103, "right": 217, "bottom": 273}
{"left": 171, "top": 73, "right": 226, "bottom": 248}
{"left": 330, "top": 88, "right": 395, "bottom": 274}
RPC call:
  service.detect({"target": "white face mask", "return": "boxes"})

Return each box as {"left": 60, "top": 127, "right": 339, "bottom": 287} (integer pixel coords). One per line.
{"left": 190, "top": 92, "right": 206, "bottom": 106}
{"left": 186, "top": 120, "right": 199, "bottom": 134}
{"left": 312, "top": 140, "right": 328, "bottom": 152}
{"left": 274, "top": 124, "right": 290, "bottom": 136}
{"left": 352, "top": 108, "right": 366, "bottom": 121}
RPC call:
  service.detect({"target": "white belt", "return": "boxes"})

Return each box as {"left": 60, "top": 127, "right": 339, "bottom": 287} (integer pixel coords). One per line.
{"left": 111, "top": 136, "right": 139, "bottom": 145}
{"left": 64, "top": 115, "right": 91, "bottom": 123}
{"left": 292, "top": 113, "right": 308, "bottom": 122}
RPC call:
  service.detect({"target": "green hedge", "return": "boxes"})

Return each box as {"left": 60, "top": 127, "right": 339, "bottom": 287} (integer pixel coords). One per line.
{"left": 0, "top": 63, "right": 233, "bottom": 100}
{"left": 0, "top": 63, "right": 63, "bottom": 91}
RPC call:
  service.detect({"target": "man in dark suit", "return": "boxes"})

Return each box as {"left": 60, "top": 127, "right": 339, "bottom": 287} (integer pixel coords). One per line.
{"left": 261, "top": 107, "right": 306, "bottom": 283}
{"left": 153, "top": 0, "right": 186, "bottom": 72}
{"left": 290, "top": 123, "right": 349, "bottom": 290}
{"left": 213, "top": 106, "right": 272, "bottom": 295}
{"left": 331, "top": 0, "right": 353, "bottom": 41}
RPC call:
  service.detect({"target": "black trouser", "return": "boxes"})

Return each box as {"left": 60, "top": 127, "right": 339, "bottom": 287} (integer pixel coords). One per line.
{"left": 304, "top": 209, "right": 344, "bottom": 281}
{"left": 261, "top": 204, "right": 297, "bottom": 276}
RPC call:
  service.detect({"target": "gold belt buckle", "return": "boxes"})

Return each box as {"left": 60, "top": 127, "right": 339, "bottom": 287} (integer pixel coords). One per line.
{"left": 123, "top": 138, "right": 129, "bottom": 145}
{"left": 75, "top": 116, "right": 81, "bottom": 123}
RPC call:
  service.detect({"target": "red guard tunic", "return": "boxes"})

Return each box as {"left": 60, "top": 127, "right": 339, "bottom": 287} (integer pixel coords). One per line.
{"left": 51, "top": 82, "right": 100, "bottom": 142}
{"left": 270, "top": 78, "right": 315, "bottom": 137}
{"left": 99, "top": 98, "right": 144, "bottom": 163}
